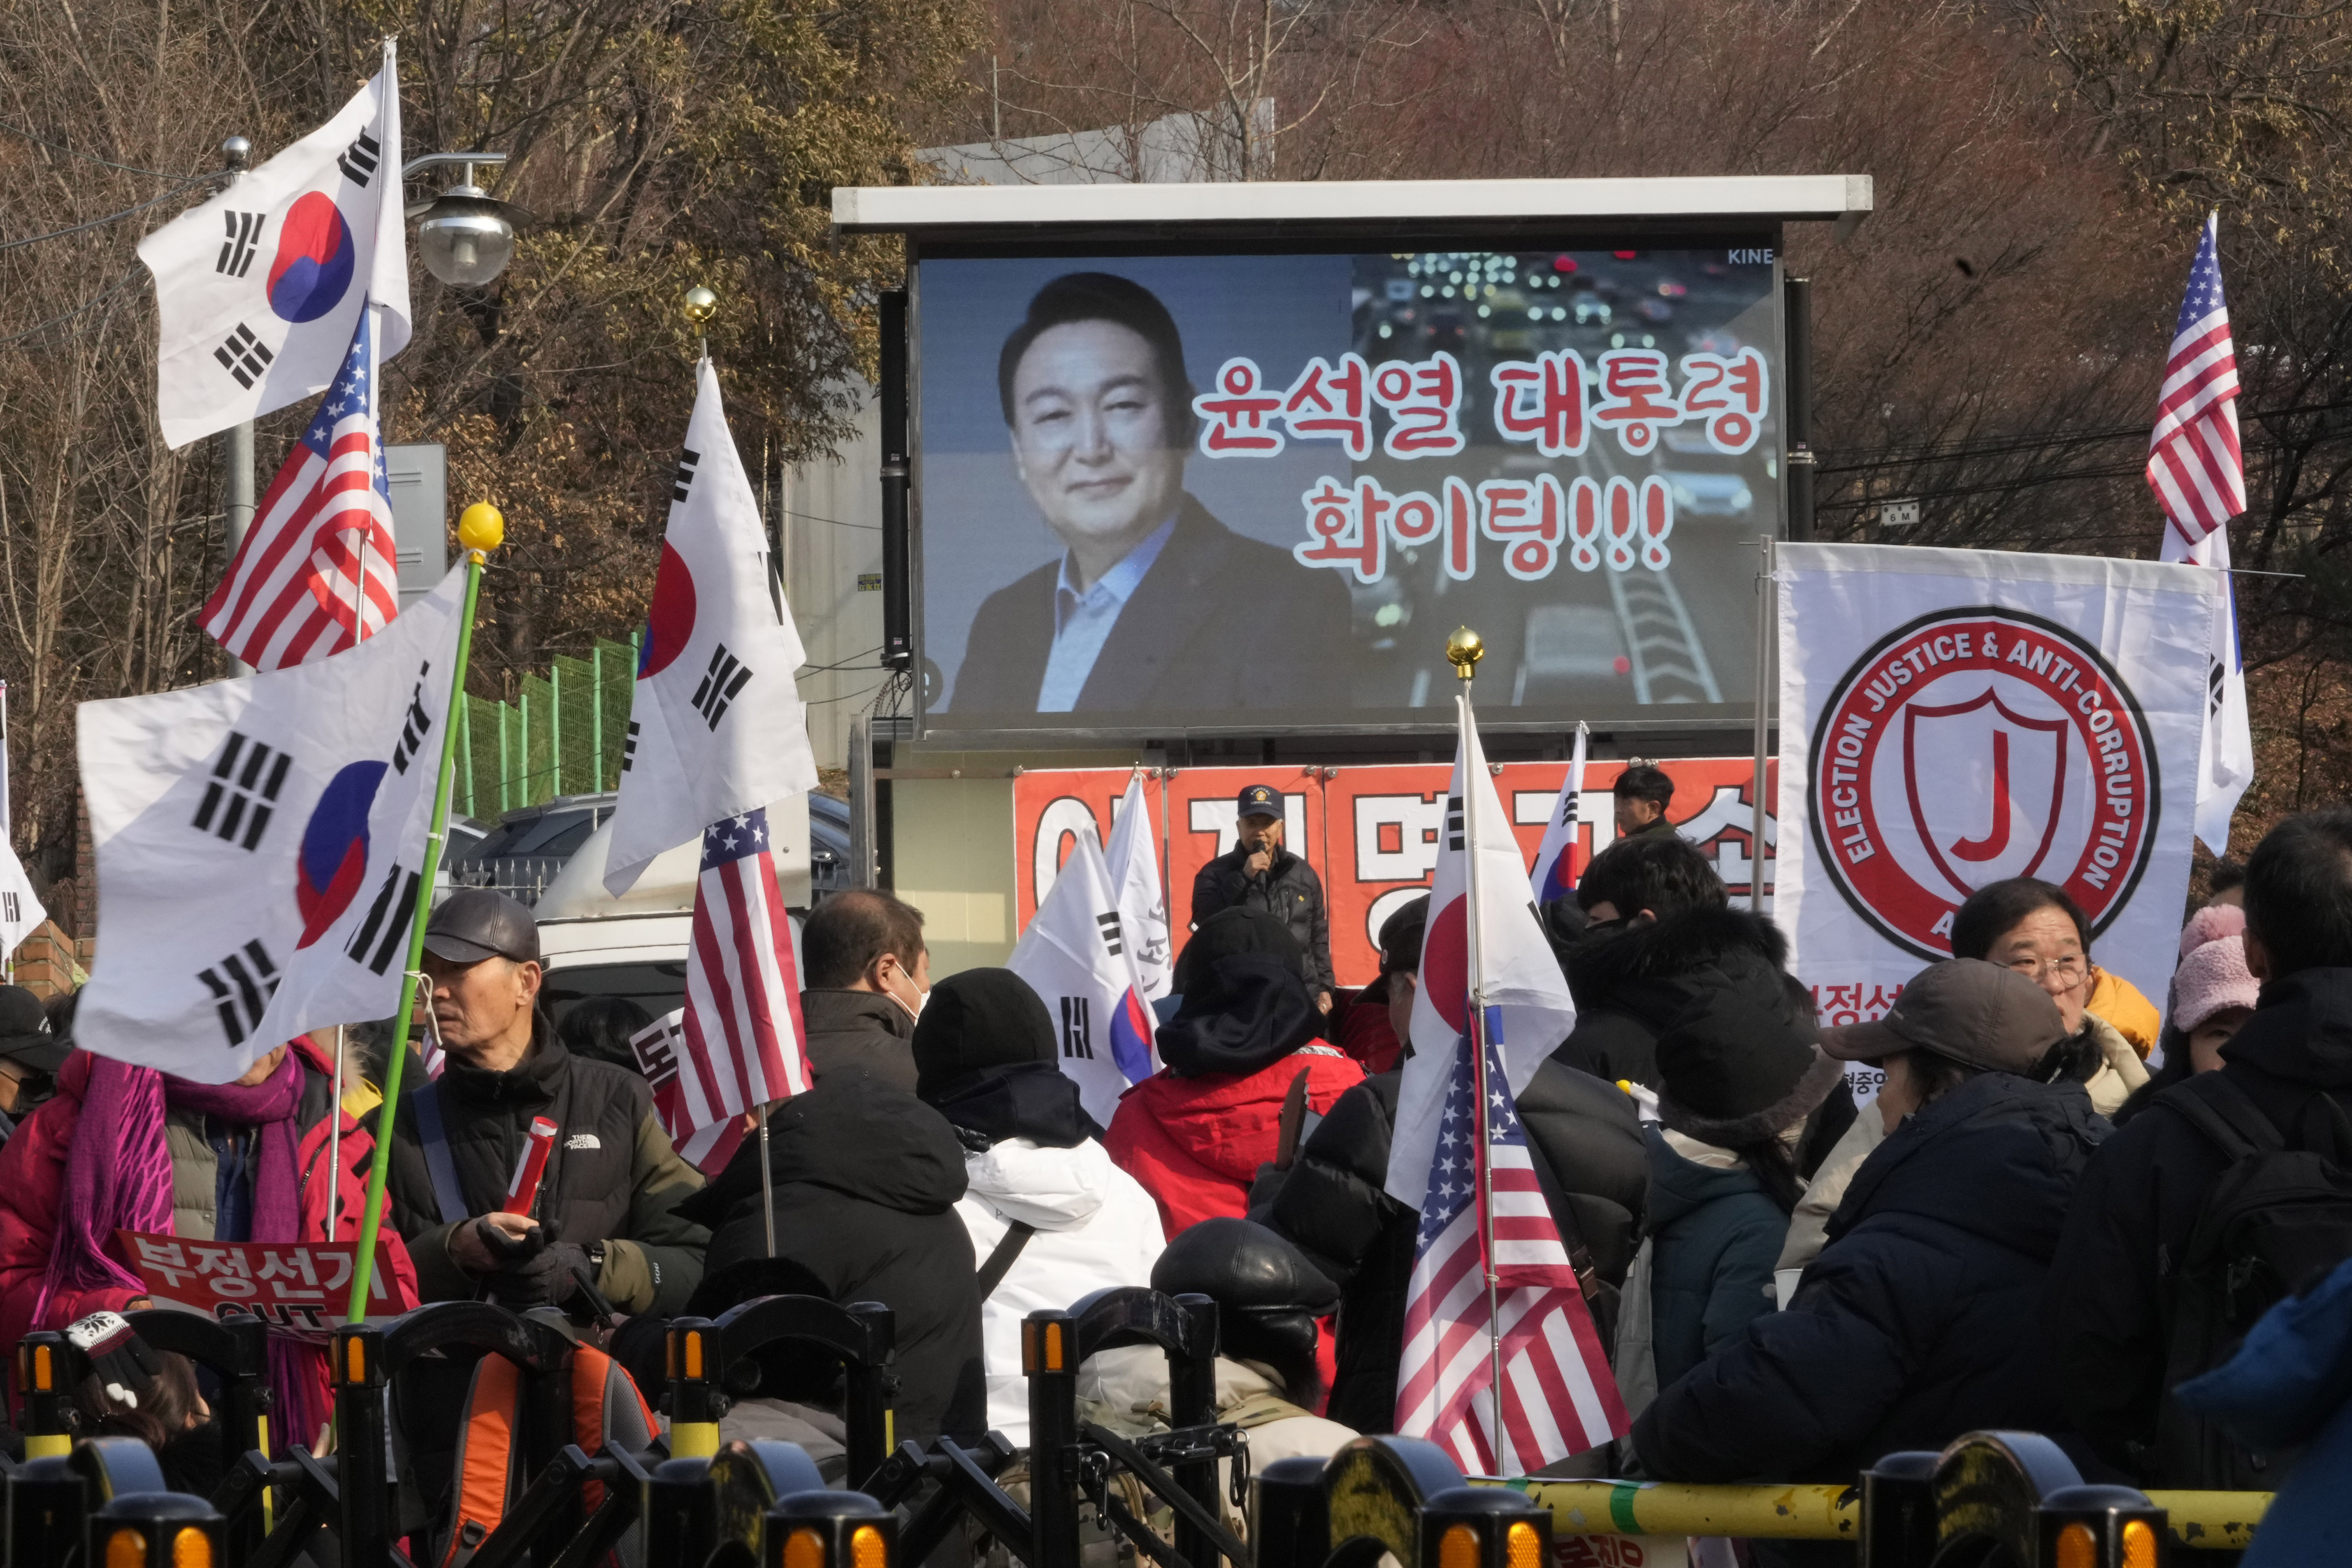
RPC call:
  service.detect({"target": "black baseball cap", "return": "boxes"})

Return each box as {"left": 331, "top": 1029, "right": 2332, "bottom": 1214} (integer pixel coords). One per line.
{"left": 1819, "top": 958, "right": 2066, "bottom": 1073}
{"left": 423, "top": 888, "right": 541, "bottom": 965}
{"left": 1236, "top": 784, "right": 1283, "bottom": 821}
{"left": 1378, "top": 896, "right": 1429, "bottom": 976}
{"left": 0, "top": 986, "right": 67, "bottom": 1073}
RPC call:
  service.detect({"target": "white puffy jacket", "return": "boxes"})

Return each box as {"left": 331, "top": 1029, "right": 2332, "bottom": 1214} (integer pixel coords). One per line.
{"left": 957, "top": 1135, "right": 1166, "bottom": 1444}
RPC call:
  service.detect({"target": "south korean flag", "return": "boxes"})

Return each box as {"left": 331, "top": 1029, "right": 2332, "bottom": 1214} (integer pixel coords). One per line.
{"left": 136, "top": 39, "right": 410, "bottom": 449}
{"left": 74, "top": 567, "right": 466, "bottom": 1082}
{"left": 604, "top": 358, "right": 819, "bottom": 896}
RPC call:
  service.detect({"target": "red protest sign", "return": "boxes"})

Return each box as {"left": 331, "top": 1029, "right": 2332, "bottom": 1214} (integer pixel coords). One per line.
{"left": 116, "top": 1231, "right": 418, "bottom": 1339}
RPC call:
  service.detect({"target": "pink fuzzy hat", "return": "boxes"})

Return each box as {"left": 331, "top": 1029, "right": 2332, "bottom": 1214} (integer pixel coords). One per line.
{"left": 2179, "top": 902, "right": 2247, "bottom": 959}
{"left": 2170, "top": 935, "right": 2260, "bottom": 1034}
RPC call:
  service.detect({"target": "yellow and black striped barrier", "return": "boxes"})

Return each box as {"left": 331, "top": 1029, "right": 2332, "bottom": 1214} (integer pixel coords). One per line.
{"left": 1501, "top": 1480, "right": 2269, "bottom": 1553}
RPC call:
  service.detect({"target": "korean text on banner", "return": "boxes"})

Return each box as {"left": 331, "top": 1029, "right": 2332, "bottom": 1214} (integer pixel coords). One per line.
{"left": 1773, "top": 542, "right": 2219, "bottom": 1024}
{"left": 116, "top": 1231, "right": 418, "bottom": 1341}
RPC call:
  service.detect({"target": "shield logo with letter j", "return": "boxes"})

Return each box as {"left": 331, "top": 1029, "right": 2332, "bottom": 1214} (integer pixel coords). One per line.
{"left": 1903, "top": 690, "right": 2069, "bottom": 899}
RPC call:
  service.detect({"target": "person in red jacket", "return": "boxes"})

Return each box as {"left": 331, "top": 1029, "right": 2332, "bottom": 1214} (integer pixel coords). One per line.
{"left": 0, "top": 1031, "right": 415, "bottom": 1451}
{"left": 1107, "top": 909, "right": 1364, "bottom": 1236}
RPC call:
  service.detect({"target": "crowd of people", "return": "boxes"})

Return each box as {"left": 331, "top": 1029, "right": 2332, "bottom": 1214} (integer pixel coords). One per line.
{"left": 0, "top": 769, "right": 2346, "bottom": 1560}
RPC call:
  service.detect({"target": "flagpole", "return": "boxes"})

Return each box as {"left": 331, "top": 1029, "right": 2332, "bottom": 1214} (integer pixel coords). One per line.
{"left": 1446, "top": 626, "right": 1508, "bottom": 1474}
{"left": 346, "top": 503, "right": 502, "bottom": 1322}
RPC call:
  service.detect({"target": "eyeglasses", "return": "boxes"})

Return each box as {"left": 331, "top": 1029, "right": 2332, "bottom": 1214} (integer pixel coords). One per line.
{"left": 2003, "top": 954, "right": 2087, "bottom": 983}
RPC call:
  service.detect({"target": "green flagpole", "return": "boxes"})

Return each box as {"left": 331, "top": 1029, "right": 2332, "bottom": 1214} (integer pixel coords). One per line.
{"left": 347, "top": 502, "right": 502, "bottom": 1322}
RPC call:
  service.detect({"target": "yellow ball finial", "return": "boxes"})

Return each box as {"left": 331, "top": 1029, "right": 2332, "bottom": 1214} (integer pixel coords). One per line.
{"left": 682, "top": 286, "right": 719, "bottom": 326}
{"left": 457, "top": 502, "right": 505, "bottom": 555}
{"left": 1446, "top": 626, "right": 1484, "bottom": 679}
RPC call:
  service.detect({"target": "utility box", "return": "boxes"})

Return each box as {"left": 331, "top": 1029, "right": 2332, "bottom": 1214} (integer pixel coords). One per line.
{"left": 385, "top": 443, "right": 450, "bottom": 609}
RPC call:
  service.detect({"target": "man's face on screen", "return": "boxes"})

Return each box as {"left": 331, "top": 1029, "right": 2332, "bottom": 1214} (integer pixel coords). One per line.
{"left": 1009, "top": 319, "right": 1184, "bottom": 566}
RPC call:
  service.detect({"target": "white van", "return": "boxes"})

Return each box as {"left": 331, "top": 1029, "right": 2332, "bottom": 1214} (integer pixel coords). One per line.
{"left": 533, "top": 795, "right": 811, "bottom": 1027}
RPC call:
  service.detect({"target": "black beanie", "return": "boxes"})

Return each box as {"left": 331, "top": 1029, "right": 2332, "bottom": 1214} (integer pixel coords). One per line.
{"left": 1653, "top": 985, "right": 1844, "bottom": 1148}
{"left": 1174, "top": 907, "right": 1304, "bottom": 994}
{"left": 912, "top": 968, "right": 1056, "bottom": 1102}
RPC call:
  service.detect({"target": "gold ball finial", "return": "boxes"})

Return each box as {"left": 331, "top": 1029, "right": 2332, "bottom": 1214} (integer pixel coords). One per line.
{"left": 457, "top": 502, "right": 505, "bottom": 555}
{"left": 1445, "top": 626, "right": 1485, "bottom": 679}
{"left": 681, "top": 286, "right": 719, "bottom": 326}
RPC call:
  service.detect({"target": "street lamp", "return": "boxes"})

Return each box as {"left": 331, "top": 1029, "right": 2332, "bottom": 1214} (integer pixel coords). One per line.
{"left": 402, "top": 153, "right": 529, "bottom": 287}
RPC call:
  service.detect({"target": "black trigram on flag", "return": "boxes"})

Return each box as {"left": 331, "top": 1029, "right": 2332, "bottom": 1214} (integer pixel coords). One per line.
{"left": 1, "top": 893, "right": 17, "bottom": 924}
{"left": 345, "top": 863, "right": 420, "bottom": 976}
{"left": 194, "top": 732, "right": 291, "bottom": 851}
{"left": 672, "top": 448, "right": 701, "bottom": 504}
{"left": 1060, "top": 996, "right": 1094, "bottom": 1059}
{"left": 216, "top": 211, "right": 262, "bottom": 277}
{"left": 1445, "top": 795, "right": 1465, "bottom": 852}
{"left": 199, "top": 940, "right": 279, "bottom": 1047}
{"left": 390, "top": 660, "right": 435, "bottom": 775}
{"left": 1096, "top": 911, "right": 1124, "bottom": 957}
{"left": 690, "top": 645, "right": 752, "bottom": 730}
{"left": 630, "top": 1018, "right": 683, "bottom": 1090}
{"left": 213, "top": 323, "right": 274, "bottom": 389}
{"left": 620, "top": 720, "right": 640, "bottom": 775}
{"left": 338, "top": 130, "right": 380, "bottom": 186}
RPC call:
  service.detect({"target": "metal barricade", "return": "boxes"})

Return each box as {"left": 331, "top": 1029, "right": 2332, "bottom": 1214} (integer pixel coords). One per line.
{"left": 663, "top": 1294, "right": 897, "bottom": 1486}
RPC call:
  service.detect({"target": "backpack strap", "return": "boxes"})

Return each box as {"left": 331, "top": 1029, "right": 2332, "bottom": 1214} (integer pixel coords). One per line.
{"left": 975, "top": 1221, "right": 1037, "bottom": 1300}
{"left": 440, "top": 1354, "right": 524, "bottom": 1568}
{"left": 411, "top": 1082, "right": 472, "bottom": 1225}
{"left": 570, "top": 1346, "right": 658, "bottom": 1513}
{"left": 2160, "top": 1071, "right": 2289, "bottom": 1163}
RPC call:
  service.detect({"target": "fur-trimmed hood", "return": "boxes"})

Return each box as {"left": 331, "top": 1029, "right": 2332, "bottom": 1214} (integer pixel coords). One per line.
{"left": 1564, "top": 905, "right": 1794, "bottom": 1025}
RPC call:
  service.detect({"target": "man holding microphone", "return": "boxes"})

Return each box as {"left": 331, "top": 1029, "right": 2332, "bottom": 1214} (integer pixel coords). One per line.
{"left": 1191, "top": 784, "right": 1335, "bottom": 1014}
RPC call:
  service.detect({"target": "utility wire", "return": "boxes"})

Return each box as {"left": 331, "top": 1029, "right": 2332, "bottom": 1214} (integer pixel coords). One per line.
{"left": 0, "top": 268, "right": 141, "bottom": 348}
{"left": 0, "top": 122, "right": 179, "bottom": 179}
{"left": 0, "top": 170, "right": 221, "bottom": 254}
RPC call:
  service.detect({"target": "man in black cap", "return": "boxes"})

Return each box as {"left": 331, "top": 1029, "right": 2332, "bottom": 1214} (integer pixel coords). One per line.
{"left": 0, "top": 985, "right": 67, "bottom": 1145}
{"left": 1191, "top": 784, "right": 1333, "bottom": 1012}
{"left": 368, "top": 889, "right": 710, "bottom": 1317}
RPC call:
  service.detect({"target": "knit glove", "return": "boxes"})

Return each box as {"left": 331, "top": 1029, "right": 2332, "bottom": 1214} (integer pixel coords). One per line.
{"left": 66, "top": 1311, "right": 159, "bottom": 1410}
{"left": 543, "top": 1243, "right": 593, "bottom": 1309}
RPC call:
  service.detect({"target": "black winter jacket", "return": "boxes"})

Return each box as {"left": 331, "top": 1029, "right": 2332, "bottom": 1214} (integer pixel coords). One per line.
{"left": 799, "top": 989, "right": 920, "bottom": 1093}
{"left": 378, "top": 1029, "right": 709, "bottom": 1315}
{"left": 1266, "top": 1061, "right": 1646, "bottom": 1434}
{"left": 1191, "top": 844, "right": 1334, "bottom": 997}
{"left": 2043, "top": 967, "right": 2352, "bottom": 1481}
{"left": 1634, "top": 1073, "right": 2107, "bottom": 1494}
{"left": 1555, "top": 907, "right": 1799, "bottom": 1090}
{"left": 675, "top": 1074, "right": 986, "bottom": 1446}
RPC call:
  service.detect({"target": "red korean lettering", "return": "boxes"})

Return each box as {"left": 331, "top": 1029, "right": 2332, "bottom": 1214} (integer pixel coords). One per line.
{"left": 1488, "top": 349, "right": 1589, "bottom": 457}
{"left": 1191, "top": 357, "right": 1285, "bottom": 456}
{"left": 1677, "top": 346, "right": 1770, "bottom": 454}
{"left": 1863, "top": 982, "right": 1906, "bottom": 1020}
{"left": 1279, "top": 354, "right": 1373, "bottom": 459}
{"left": 1822, "top": 983, "right": 1866, "bottom": 1027}
{"left": 1292, "top": 477, "right": 1389, "bottom": 584}
{"left": 1477, "top": 474, "right": 1566, "bottom": 581}
{"left": 1638, "top": 474, "right": 1674, "bottom": 569}
{"left": 1566, "top": 477, "right": 1602, "bottom": 572}
{"left": 1371, "top": 352, "right": 1467, "bottom": 458}
{"left": 1385, "top": 478, "right": 1476, "bottom": 580}
{"left": 1590, "top": 348, "right": 1681, "bottom": 455}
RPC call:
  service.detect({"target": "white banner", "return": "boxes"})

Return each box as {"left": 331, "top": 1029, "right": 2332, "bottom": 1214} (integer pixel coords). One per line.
{"left": 1775, "top": 543, "right": 2218, "bottom": 1039}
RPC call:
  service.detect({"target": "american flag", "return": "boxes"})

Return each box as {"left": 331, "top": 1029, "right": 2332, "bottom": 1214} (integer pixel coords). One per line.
{"left": 200, "top": 306, "right": 400, "bottom": 670}
{"left": 646, "top": 806, "right": 812, "bottom": 1172}
{"left": 2147, "top": 212, "right": 2246, "bottom": 551}
{"left": 1395, "top": 1011, "right": 1627, "bottom": 1474}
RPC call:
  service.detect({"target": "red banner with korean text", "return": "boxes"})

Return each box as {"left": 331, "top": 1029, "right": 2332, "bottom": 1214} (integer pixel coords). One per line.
{"left": 116, "top": 1231, "right": 418, "bottom": 1340}
{"left": 1011, "top": 758, "right": 1775, "bottom": 990}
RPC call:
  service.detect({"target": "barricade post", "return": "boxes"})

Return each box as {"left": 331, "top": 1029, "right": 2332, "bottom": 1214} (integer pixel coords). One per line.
{"left": 668, "top": 1315, "right": 723, "bottom": 1459}
{"left": 1418, "top": 1485, "right": 1551, "bottom": 1568}
{"left": 1022, "top": 1305, "right": 1083, "bottom": 1568}
{"left": 646, "top": 1455, "right": 721, "bottom": 1566}
{"left": 1251, "top": 1455, "right": 1332, "bottom": 1565}
{"left": 90, "top": 1491, "right": 227, "bottom": 1568}
{"left": 706, "top": 1293, "right": 899, "bottom": 1486}
{"left": 16, "top": 1329, "right": 75, "bottom": 1458}
{"left": 331, "top": 1320, "right": 393, "bottom": 1563}
{"left": 1859, "top": 1450, "right": 1939, "bottom": 1566}
{"left": 766, "top": 1489, "right": 898, "bottom": 1567}
{"left": 5, "top": 1454, "right": 87, "bottom": 1564}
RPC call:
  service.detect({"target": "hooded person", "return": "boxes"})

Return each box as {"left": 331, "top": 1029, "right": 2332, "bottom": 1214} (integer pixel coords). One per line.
{"left": 912, "top": 967, "right": 1166, "bottom": 1446}
{"left": 1637, "top": 987, "right": 1848, "bottom": 1401}
{"left": 1261, "top": 896, "right": 1649, "bottom": 1436}
{"left": 1106, "top": 908, "right": 1365, "bottom": 1236}
{"left": 1633, "top": 959, "right": 2110, "bottom": 1553}
{"left": 674, "top": 1072, "right": 987, "bottom": 1447}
